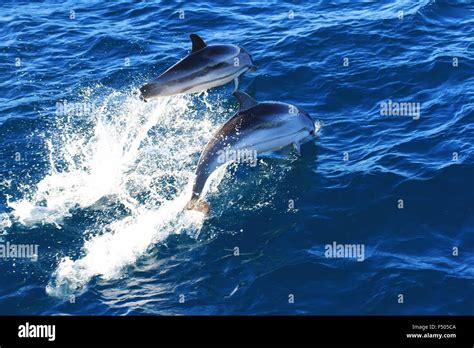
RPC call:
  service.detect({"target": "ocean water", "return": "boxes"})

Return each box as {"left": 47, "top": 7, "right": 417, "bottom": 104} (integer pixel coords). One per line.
{"left": 0, "top": 0, "right": 473, "bottom": 315}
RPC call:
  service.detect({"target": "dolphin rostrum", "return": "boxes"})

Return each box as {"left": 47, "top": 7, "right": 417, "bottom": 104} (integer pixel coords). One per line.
{"left": 139, "top": 34, "right": 255, "bottom": 101}
{"left": 186, "top": 91, "right": 318, "bottom": 214}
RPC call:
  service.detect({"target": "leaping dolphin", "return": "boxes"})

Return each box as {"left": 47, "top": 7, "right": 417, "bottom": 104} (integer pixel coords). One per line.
{"left": 186, "top": 91, "right": 318, "bottom": 214}
{"left": 139, "top": 34, "right": 255, "bottom": 101}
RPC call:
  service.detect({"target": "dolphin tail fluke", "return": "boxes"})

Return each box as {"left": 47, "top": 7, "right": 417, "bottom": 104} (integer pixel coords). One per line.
{"left": 186, "top": 198, "right": 209, "bottom": 214}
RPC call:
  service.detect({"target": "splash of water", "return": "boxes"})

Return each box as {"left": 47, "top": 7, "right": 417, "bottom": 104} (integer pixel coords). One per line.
{"left": 46, "top": 191, "right": 204, "bottom": 297}
{"left": 9, "top": 90, "right": 211, "bottom": 224}
{"left": 6, "top": 86, "right": 226, "bottom": 296}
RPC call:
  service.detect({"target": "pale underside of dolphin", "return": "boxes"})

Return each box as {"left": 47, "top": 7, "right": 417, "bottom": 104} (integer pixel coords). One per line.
{"left": 186, "top": 91, "right": 318, "bottom": 214}
{"left": 140, "top": 34, "right": 255, "bottom": 101}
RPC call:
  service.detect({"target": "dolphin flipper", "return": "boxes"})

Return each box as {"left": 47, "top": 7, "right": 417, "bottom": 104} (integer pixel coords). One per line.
{"left": 293, "top": 142, "right": 301, "bottom": 155}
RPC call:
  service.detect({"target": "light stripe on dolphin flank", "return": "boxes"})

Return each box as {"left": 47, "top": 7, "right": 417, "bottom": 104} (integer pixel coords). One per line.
{"left": 239, "top": 128, "right": 310, "bottom": 149}
{"left": 139, "top": 34, "right": 254, "bottom": 100}
{"left": 178, "top": 66, "right": 250, "bottom": 94}
{"left": 186, "top": 92, "right": 317, "bottom": 214}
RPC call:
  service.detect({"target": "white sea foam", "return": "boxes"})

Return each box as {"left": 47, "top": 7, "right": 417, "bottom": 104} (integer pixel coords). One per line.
{"left": 0, "top": 212, "right": 12, "bottom": 234}
{"left": 46, "top": 190, "right": 205, "bottom": 296}
{"left": 6, "top": 87, "right": 223, "bottom": 296}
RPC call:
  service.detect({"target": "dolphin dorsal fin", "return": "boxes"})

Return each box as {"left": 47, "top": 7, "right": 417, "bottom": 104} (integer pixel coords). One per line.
{"left": 232, "top": 91, "right": 258, "bottom": 111}
{"left": 190, "top": 34, "right": 206, "bottom": 53}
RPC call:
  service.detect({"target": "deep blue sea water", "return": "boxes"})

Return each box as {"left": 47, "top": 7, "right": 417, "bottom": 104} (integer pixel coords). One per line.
{"left": 0, "top": 0, "right": 473, "bottom": 315}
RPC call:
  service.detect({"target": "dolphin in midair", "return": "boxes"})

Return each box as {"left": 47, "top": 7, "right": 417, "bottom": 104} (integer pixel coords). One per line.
{"left": 186, "top": 91, "right": 318, "bottom": 214}
{"left": 139, "top": 34, "right": 255, "bottom": 101}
